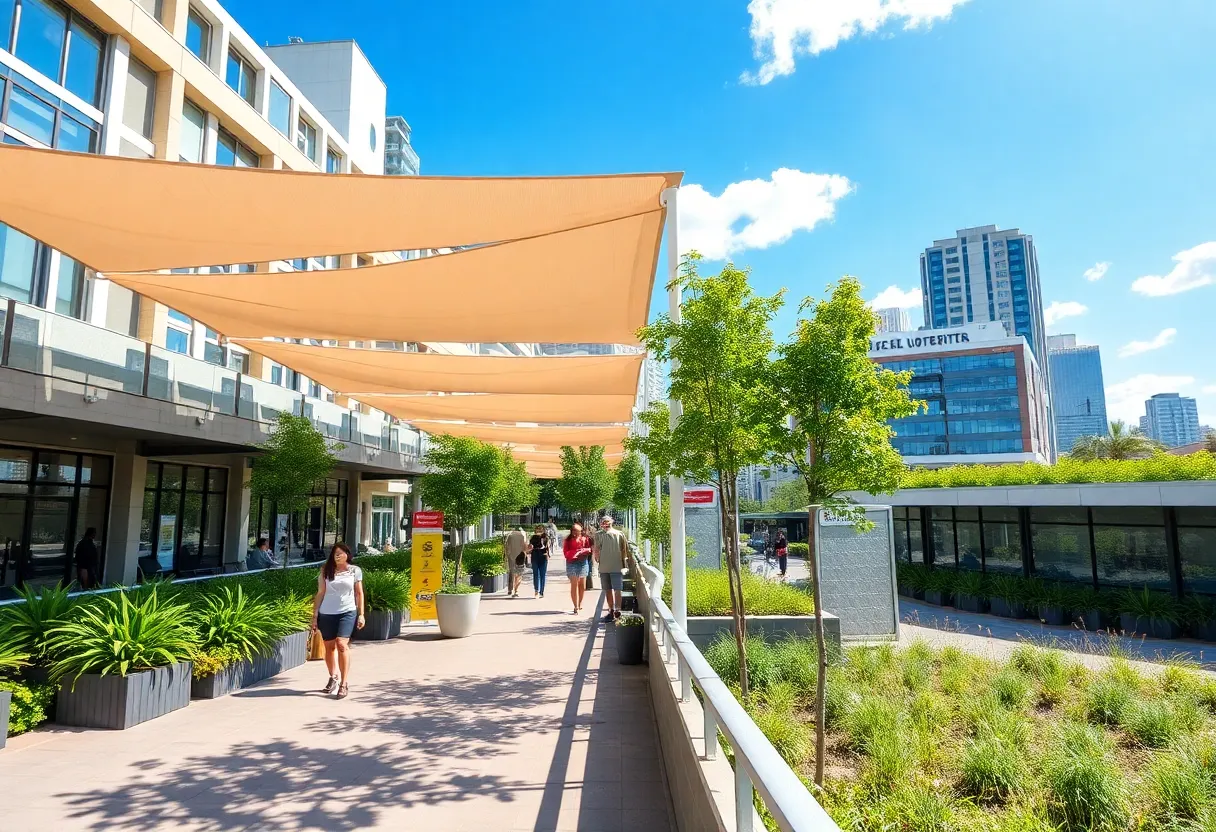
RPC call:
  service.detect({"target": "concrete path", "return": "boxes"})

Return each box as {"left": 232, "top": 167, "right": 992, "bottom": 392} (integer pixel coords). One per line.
{"left": 1, "top": 560, "right": 676, "bottom": 831}
{"left": 900, "top": 599, "right": 1216, "bottom": 674}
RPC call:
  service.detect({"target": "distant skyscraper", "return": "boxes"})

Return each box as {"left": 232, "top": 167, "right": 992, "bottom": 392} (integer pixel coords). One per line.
{"left": 920, "top": 225, "right": 1048, "bottom": 364}
{"left": 1048, "top": 335, "right": 1108, "bottom": 453}
{"left": 384, "top": 116, "right": 421, "bottom": 176}
{"left": 874, "top": 307, "right": 911, "bottom": 333}
{"left": 1140, "top": 393, "right": 1201, "bottom": 448}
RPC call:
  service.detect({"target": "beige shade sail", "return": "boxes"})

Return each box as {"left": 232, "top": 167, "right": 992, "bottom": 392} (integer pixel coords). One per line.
{"left": 0, "top": 145, "right": 681, "bottom": 272}
{"left": 508, "top": 448, "right": 626, "bottom": 464}
{"left": 414, "top": 422, "right": 630, "bottom": 447}
{"left": 243, "top": 341, "right": 645, "bottom": 396}
{"left": 356, "top": 393, "right": 634, "bottom": 424}
{"left": 110, "top": 212, "right": 661, "bottom": 344}
{"left": 524, "top": 463, "right": 565, "bottom": 479}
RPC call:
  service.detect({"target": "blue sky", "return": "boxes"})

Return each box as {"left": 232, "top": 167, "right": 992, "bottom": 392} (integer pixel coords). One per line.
{"left": 226, "top": 0, "right": 1216, "bottom": 428}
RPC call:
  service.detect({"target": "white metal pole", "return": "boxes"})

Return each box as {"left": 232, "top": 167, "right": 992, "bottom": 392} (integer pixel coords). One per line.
{"left": 662, "top": 186, "right": 687, "bottom": 634}
{"left": 655, "top": 472, "right": 664, "bottom": 570}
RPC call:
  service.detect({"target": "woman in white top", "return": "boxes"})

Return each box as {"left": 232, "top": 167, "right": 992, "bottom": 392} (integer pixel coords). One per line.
{"left": 311, "top": 542, "right": 365, "bottom": 699}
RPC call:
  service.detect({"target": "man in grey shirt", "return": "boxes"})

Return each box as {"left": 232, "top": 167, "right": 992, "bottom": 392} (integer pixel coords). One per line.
{"left": 593, "top": 515, "right": 631, "bottom": 621}
{"left": 505, "top": 527, "right": 529, "bottom": 598}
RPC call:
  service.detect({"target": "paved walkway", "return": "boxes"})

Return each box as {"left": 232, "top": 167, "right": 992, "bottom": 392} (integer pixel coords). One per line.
{"left": 1, "top": 560, "right": 676, "bottom": 831}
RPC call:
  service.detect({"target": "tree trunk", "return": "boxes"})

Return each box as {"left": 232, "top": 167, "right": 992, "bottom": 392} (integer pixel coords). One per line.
{"left": 720, "top": 477, "right": 749, "bottom": 701}
{"left": 453, "top": 526, "right": 465, "bottom": 586}
{"left": 806, "top": 503, "right": 827, "bottom": 788}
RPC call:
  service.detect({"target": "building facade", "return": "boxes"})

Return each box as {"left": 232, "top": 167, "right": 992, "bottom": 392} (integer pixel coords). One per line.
{"left": 1140, "top": 393, "right": 1201, "bottom": 448}
{"left": 0, "top": 0, "right": 428, "bottom": 595}
{"left": 383, "top": 114, "right": 420, "bottom": 176}
{"left": 874, "top": 306, "right": 911, "bottom": 333}
{"left": 871, "top": 323, "right": 1053, "bottom": 466}
{"left": 919, "top": 225, "right": 1048, "bottom": 365}
{"left": 1047, "top": 334, "right": 1107, "bottom": 454}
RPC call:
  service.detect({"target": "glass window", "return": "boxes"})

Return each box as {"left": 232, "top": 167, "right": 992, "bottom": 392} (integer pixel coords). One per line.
{"left": 185, "top": 8, "right": 210, "bottom": 62}
{"left": 203, "top": 341, "right": 223, "bottom": 365}
{"left": 75, "top": 485, "right": 108, "bottom": 578}
{"left": 7, "top": 84, "right": 56, "bottom": 145}
{"left": 179, "top": 100, "right": 205, "bottom": 163}
{"left": 297, "top": 117, "right": 317, "bottom": 159}
{"left": 201, "top": 492, "right": 224, "bottom": 568}
{"left": 907, "top": 507, "right": 924, "bottom": 564}
{"left": 326, "top": 148, "right": 341, "bottom": 173}
{"left": 0, "top": 1, "right": 13, "bottom": 54}
{"left": 216, "top": 128, "right": 258, "bottom": 168}
{"left": 55, "top": 113, "right": 95, "bottom": 152}
{"left": 123, "top": 58, "right": 156, "bottom": 139}
{"left": 225, "top": 50, "right": 255, "bottom": 106}
{"left": 134, "top": 0, "right": 161, "bottom": 19}
{"left": 1176, "top": 508, "right": 1216, "bottom": 527}
{"left": 931, "top": 509, "right": 955, "bottom": 568}
{"left": 1179, "top": 527, "right": 1216, "bottom": 595}
{"left": 1091, "top": 507, "right": 1164, "bottom": 526}
{"left": 15, "top": 0, "right": 66, "bottom": 84}
{"left": 160, "top": 464, "right": 183, "bottom": 491}
{"left": 36, "top": 451, "right": 76, "bottom": 483}
{"left": 165, "top": 327, "right": 189, "bottom": 354}
{"left": 0, "top": 448, "right": 32, "bottom": 481}
{"left": 982, "top": 507, "right": 1022, "bottom": 574}
{"left": 1094, "top": 524, "right": 1170, "bottom": 589}
{"left": 268, "top": 80, "right": 291, "bottom": 136}
{"left": 0, "top": 223, "right": 39, "bottom": 304}
{"left": 54, "top": 253, "right": 84, "bottom": 316}
{"left": 79, "top": 455, "right": 109, "bottom": 485}
{"left": 1031, "top": 523, "right": 1093, "bottom": 583}
{"left": 227, "top": 350, "right": 249, "bottom": 373}
{"left": 64, "top": 18, "right": 103, "bottom": 105}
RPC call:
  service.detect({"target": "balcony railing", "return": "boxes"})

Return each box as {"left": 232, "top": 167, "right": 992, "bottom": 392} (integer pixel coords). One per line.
{"left": 0, "top": 299, "right": 421, "bottom": 458}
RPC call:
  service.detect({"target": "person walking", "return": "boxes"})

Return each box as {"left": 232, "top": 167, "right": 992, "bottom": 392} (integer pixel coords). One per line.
{"left": 311, "top": 543, "right": 365, "bottom": 699}
{"left": 563, "top": 521, "right": 593, "bottom": 614}
{"left": 545, "top": 518, "right": 560, "bottom": 560}
{"left": 775, "top": 530, "right": 789, "bottom": 580}
{"left": 73, "top": 527, "right": 99, "bottom": 589}
{"left": 593, "top": 514, "right": 631, "bottom": 621}
{"left": 505, "top": 526, "right": 528, "bottom": 598}
{"left": 527, "top": 524, "right": 550, "bottom": 598}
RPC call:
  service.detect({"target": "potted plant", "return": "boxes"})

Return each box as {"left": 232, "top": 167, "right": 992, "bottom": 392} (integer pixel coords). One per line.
{"left": 190, "top": 586, "right": 303, "bottom": 698}
{"left": 463, "top": 542, "right": 509, "bottom": 594}
{"left": 0, "top": 634, "right": 30, "bottom": 749}
{"left": 1119, "top": 586, "right": 1182, "bottom": 639}
{"left": 1031, "top": 580, "right": 1070, "bottom": 627}
{"left": 904, "top": 564, "right": 930, "bottom": 600}
{"left": 436, "top": 584, "right": 483, "bottom": 639}
{"left": 1, "top": 584, "right": 75, "bottom": 684}
{"left": 616, "top": 613, "right": 646, "bottom": 665}
{"left": 354, "top": 571, "right": 410, "bottom": 641}
{"left": 1181, "top": 594, "right": 1216, "bottom": 642}
{"left": 923, "top": 569, "right": 956, "bottom": 607}
{"left": 1065, "top": 585, "right": 1109, "bottom": 632}
{"left": 987, "top": 574, "right": 1029, "bottom": 619}
{"left": 48, "top": 587, "right": 197, "bottom": 730}
{"left": 953, "top": 570, "right": 988, "bottom": 613}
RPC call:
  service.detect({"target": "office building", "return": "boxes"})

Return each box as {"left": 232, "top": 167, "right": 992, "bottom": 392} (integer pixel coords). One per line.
{"left": 0, "top": 0, "right": 429, "bottom": 593}
{"left": 1047, "top": 334, "right": 1108, "bottom": 453}
{"left": 1140, "top": 394, "right": 1201, "bottom": 448}
{"left": 383, "top": 115, "right": 421, "bottom": 176}
{"left": 919, "top": 225, "right": 1048, "bottom": 365}
{"left": 874, "top": 307, "right": 911, "bottom": 333}
{"left": 870, "top": 322, "right": 1052, "bottom": 466}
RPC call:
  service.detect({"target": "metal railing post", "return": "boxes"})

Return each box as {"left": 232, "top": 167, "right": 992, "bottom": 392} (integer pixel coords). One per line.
{"left": 736, "top": 764, "right": 754, "bottom": 832}
{"left": 678, "top": 655, "right": 691, "bottom": 703}
{"left": 704, "top": 700, "right": 718, "bottom": 760}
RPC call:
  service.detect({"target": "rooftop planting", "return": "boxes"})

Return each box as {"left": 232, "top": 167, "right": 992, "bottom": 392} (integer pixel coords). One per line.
{"left": 900, "top": 452, "right": 1216, "bottom": 490}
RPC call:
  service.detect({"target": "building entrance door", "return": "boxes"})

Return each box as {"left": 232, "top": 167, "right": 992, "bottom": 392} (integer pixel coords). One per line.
{"left": 26, "top": 497, "right": 74, "bottom": 589}
{"left": 0, "top": 496, "right": 27, "bottom": 595}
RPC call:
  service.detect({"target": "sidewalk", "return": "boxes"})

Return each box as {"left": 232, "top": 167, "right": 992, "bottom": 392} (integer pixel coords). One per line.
{"left": 0, "top": 559, "right": 676, "bottom": 831}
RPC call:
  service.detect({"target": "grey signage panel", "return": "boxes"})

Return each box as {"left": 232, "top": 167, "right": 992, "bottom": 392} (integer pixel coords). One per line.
{"left": 814, "top": 506, "right": 898, "bottom": 639}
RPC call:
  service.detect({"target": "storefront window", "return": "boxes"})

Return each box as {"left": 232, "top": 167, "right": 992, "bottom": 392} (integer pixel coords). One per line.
{"left": 930, "top": 507, "right": 956, "bottom": 568}
{"left": 1030, "top": 507, "right": 1094, "bottom": 584}
{"left": 1177, "top": 508, "right": 1216, "bottom": 595}
{"left": 137, "top": 461, "right": 228, "bottom": 577}
{"left": 249, "top": 477, "right": 348, "bottom": 565}
{"left": 981, "top": 506, "right": 1022, "bottom": 574}
{"left": 1092, "top": 507, "right": 1169, "bottom": 590}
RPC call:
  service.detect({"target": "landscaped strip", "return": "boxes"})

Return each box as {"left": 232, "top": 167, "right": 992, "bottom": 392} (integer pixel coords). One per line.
{"left": 900, "top": 452, "right": 1216, "bottom": 489}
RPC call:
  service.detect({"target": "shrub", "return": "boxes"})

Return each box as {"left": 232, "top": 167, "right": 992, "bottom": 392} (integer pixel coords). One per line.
{"left": 787, "top": 542, "right": 809, "bottom": 558}
{"left": 193, "top": 586, "right": 284, "bottom": 665}
{"left": 255, "top": 566, "right": 322, "bottom": 602}
{"left": 991, "top": 669, "right": 1031, "bottom": 709}
{"left": 191, "top": 644, "right": 246, "bottom": 679}
{"left": 1147, "top": 748, "right": 1213, "bottom": 822}
{"left": 964, "top": 694, "right": 1032, "bottom": 750}
{"left": 845, "top": 695, "right": 902, "bottom": 755}
{"left": 770, "top": 637, "right": 816, "bottom": 695}
{"left": 46, "top": 587, "right": 197, "bottom": 683}
{"left": 0, "top": 629, "right": 29, "bottom": 675}
{"left": 959, "top": 734, "right": 1025, "bottom": 801}
{"left": 900, "top": 452, "right": 1216, "bottom": 489}
{"left": 664, "top": 568, "right": 815, "bottom": 617}
{"left": 750, "top": 682, "right": 812, "bottom": 768}
{"left": 1119, "top": 586, "right": 1181, "bottom": 625}
{"left": 362, "top": 570, "right": 411, "bottom": 612}
{"left": 0, "top": 679, "right": 55, "bottom": 736}
{"left": 988, "top": 573, "right": 1029, "bottom": 603}
{"left": 1124, "top": 700, "right": 1180, "bottom": 748}
{"left": 357, "top": 547, "right": 412, "bottom": 573}
{"left": 0, "top": 583, "right": 75, "bottom": 661}
{"left": 702, "top": 633, "right": 784, "bottom": 692}
{"left": 871, "top": 784, "right": 957, "bottom": 831}
{"left": 1042, "top": 722, "right": 1129, "bottom": 832}
{"left": 1086, "top": 675, "right": 1136, "bottom": 726}
{"left": 459, "top": 541, "right": 506, "bottom": 577}
{"left": 954, "top": 570, "right": 986, "bottom": 598}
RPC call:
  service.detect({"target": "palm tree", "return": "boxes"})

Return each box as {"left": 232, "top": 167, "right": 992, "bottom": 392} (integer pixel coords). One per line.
{"left": 1068, "top": 420, "right": 1163, "bottom": 460}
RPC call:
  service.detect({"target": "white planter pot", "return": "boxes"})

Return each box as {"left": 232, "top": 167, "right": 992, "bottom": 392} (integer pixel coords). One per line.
{"left": 436, "top": 591, "right": 481, "bottom": 638}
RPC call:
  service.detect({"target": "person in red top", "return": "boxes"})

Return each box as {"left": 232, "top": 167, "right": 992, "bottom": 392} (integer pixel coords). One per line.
{"left": 563, "top": 522, "right": 593, "bottom": 615}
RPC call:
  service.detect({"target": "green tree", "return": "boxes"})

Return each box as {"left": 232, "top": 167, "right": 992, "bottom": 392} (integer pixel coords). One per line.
{"left": 769, "top": 275, "right": 919, "bottom": 786}
{"left": 491, "top": 449, "right": 539, "bottom": 531}
{"left": 765, "top": 478, "right": 809, "bottom": 512}
{"left": 612, "top": 452, "right": 646, "bottom": 532}
{"left": 248, "top": 413, "right": 342, "bottom": 565}
{"left": 629, "top": 253, "right": 785, "bottom": 700}
{"left": 554, "top": 445, "right": 616, "bottom": 522}
{"left": 738, "top": 497, "right": 764, "bottom": 514}
{"left": 638, "top": 497, "right": 670, "bottom": 550}
{"left": 1069, "top": 420, "right": 1163, "bottom": 460}
{"left": 418, "top": 435, "right": 503, "bottom": 584}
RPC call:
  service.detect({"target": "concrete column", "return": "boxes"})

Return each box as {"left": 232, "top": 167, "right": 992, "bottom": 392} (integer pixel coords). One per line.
{"left": 210, "top": 25, "right": 231, "bottom": 77}
{"left": 190, "top": 320, "right": 207, "bottom": 360}
{"left": 161, "top": 0, "right": 190, "bottom": 40}
{"left": 86, "top": 276, "right": 110, "bottom": 327}
{"left": 151, "top": 69, "right": 186, "bottom": 162}
{"left": 99, "top": 37, "right": 131, "bottom": 157}
{"left": 344, "top": 473, "right": 360, "bottom": 548}
{"left": 108, "top": 452, "right": 149, "bottom": 585}
{"left": 41, "top": 250, "right": 62, "bottom": 314}
{"left": 392, "top": 494, "right": 405, "bottom": 547}
{"left": 223, "top": 455, "right": 251, "bottom": 569}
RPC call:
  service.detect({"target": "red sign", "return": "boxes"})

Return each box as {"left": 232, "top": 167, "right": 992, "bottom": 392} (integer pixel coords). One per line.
{"left": 413, "top": 510, "right": 445, "bottom": 529}
{"left": 683, "top": 488, "right": 717, "bottom": 505}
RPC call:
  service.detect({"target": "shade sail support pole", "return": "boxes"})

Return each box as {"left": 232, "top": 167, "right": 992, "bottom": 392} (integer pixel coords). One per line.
{"left": 661, "top": 186, "right": 686, "bottom": 634}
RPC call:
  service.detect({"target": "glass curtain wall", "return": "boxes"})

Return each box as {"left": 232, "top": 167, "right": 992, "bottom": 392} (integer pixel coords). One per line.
{"left": 138, "top": 462, "right": 228, "bottom": 577}
{"left": 249, "top": 478, "right": 348, "bottom": 565}
{"left": 1178, "top": 508, "right": 1216, "bottom": 594}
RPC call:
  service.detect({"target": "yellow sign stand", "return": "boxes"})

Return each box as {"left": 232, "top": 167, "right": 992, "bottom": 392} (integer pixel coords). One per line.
{"left": 410, "top": 510, "right": 445, "bottom": 622}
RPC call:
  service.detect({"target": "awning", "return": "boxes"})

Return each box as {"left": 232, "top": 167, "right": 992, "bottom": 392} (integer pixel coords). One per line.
{"left": 0, "top": 145, "right": 680, "bottom": 272}
{"left": 356, "top": 393, "right": 634, "bottom": 424}
{"left": 508, "top": 448, "right": 626, "bottom": 464}
{"left": 413, "top": 422, "right": 630, "bottom": 447}
{"left": 109, "top": 213, "right": 661, "bottom": 344}
{"left": 239, "top": 341, "right": 645, "bottom": 396}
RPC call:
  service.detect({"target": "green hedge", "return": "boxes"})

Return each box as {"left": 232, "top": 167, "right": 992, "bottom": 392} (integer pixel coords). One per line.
{"left": 0, "top": 679, "right": 54, "bottom": 736}
{"left": 662, "top": 568, "right": 815, "bottom": 616}
{"left": 786, "top": 542, "right": 809, "bottom": 558}
{"left": 900, "top": 452, "right": 1216, "bottom": 490}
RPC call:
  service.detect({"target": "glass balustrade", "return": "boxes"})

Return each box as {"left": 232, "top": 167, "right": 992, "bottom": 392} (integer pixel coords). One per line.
{"left": 147, "top": 345, "right": 238, "bottom": 413}
{"left": 303, "top": 396, "right": 351, "bottom": 442}
{"left": 6, "top": 304, "right": 146, "bottom": 394}
{"left": 238, "top": 374, "right": 303, "bottom": 422}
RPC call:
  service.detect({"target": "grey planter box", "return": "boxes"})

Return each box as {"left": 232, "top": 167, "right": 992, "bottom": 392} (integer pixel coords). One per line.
{"left": 686, "top": 612, "right": 841, "bottom": 652}
{"left": 191, "top": 630, "right": 309, "bottom": 699}
{"left": 470, "top": 572, "right": 507, "bottom": 594}
{"left": 990, "top": 598, "right": 1028, "bottom": 619}
{"left": 924, "top": 591, "right": 953, "bottom": 608}
{"left": 1077, "top": 608, "right": 1105, "bottom": 631}
{"left": 56, "top": 661, "right": 191, "bottom": 730}
{"left": 616, "top": 622, "right": 645, "bottom": 665}
{"left": 1120, "top": 613, "right": 1181, "bottom": 640}
{"left": 955, "top": 594, "right": 987, "bottom": 614}
{"left": 1188, "top": 620, "right": 1216, "bottom": 642}
{"left": 1038, "top": 605, "right": 1067, "bottom": 627}
{"left": 0, "top": 689, "right": 10, "bottom": 749}
{"left": 352, "top": 609, "right": 403, "bottom": 641}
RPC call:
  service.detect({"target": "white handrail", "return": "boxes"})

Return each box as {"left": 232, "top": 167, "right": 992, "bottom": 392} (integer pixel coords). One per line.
{"left": 635, "top": 559, "right": 839, "bottom": 832}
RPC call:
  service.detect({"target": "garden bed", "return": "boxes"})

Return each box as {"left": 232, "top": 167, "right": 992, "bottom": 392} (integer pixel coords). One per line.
{"left": 56, "top": 661, "right": 193, "bottom": 730}
{"left": 191, "top": 630, "right": 308, "bottom": 699}
{"left": 686, "top": 612, "right": 840, "bottom": 651}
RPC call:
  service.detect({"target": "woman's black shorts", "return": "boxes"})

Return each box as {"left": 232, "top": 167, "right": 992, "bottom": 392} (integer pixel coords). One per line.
{"left": 317, "top": 610, "right": 357, "bottom": 641}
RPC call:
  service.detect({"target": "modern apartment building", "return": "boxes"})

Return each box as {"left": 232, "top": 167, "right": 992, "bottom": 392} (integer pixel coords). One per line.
{"left": 383, "top": 114, "right": 420, "bottom": 176}
{"left": 1140, "top": 393, "right": 1201, "bottom": 448}
{"left": 0, "top": 0, "right": 427, "bottom": 594}
{"left": 871, "top": 322, "right": 1053, "bottom": 466}
{"left": 874, "top": 306, "right": 911, "bottom": 334}
{"left": 919, "top": 225, "right": 1049, "bottom": 365}
{"left": 1047, "top": 334, "right": 1108, "bottom": 454}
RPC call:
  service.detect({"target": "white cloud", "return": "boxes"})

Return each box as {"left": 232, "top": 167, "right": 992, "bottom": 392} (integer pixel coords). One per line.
{"left": 679, "top": 168, "right": 853, "bottom": 260}
{"left": 1204, "top": 384, "right": 1216, "bottom": 394}
{"left": 742, "top": 0, "right": 970, "bottom": 85}
{"left": 870, "top": 285, "right": 923, "bottom": 309}
{"left": 1043, "top": 300, "right": 1088, "bottom": 327}
{"left": 1131, "top": 242, "right": 1216, "bottom": 297}
{"left": 1105, "top": 374, "right": 1195, "bottom": 423}
{"left": 1118, "top": 327, "right": 1177, "bottom": 358}
{"left": 1083, "top": 261, "right": 1110, "bottom": 282}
